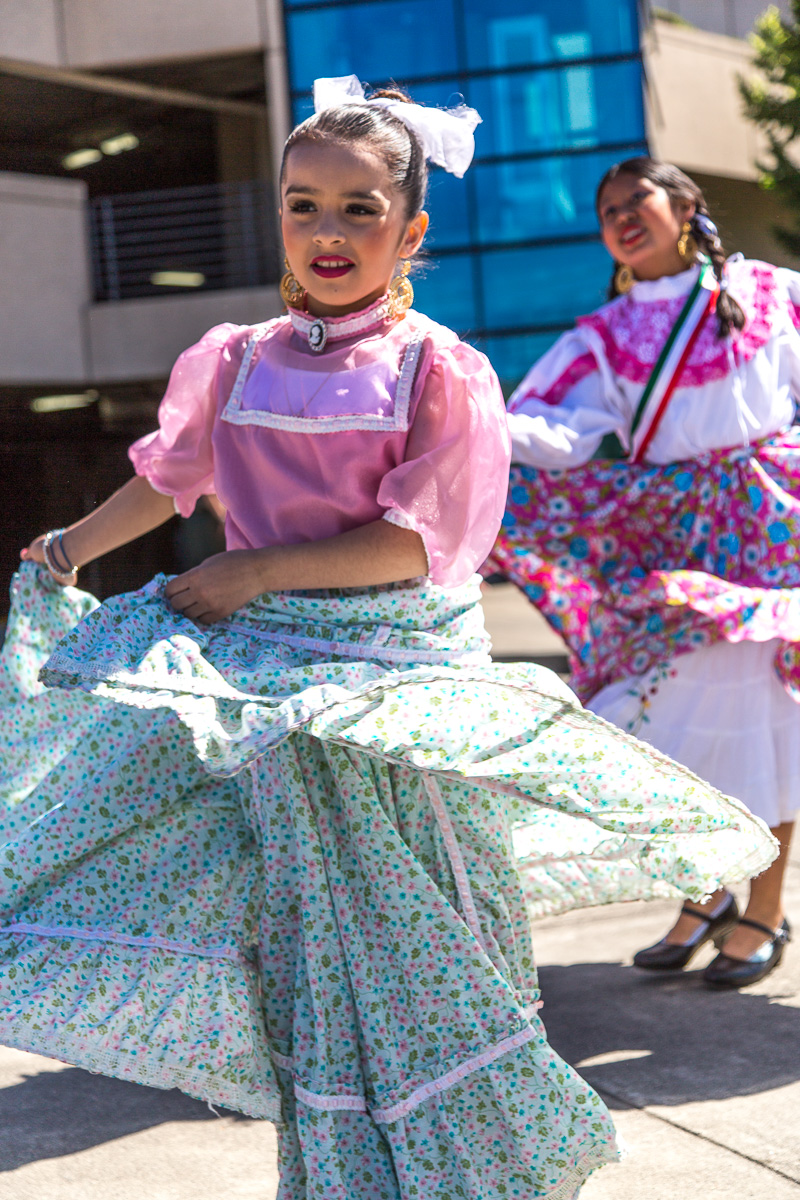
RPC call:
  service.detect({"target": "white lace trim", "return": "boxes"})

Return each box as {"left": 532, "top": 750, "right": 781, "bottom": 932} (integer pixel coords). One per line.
{"left": 372, "top": 1026, "right": 537, "bottom": 1123}
{"left": 289, "top": 296, "right": 393, "bottom": 344}
{"left": 2, "top": 921, "right": 245, "bottom": 962}
{"left": 295, "top": 1084, "right": 368, "bottom": 1113}
{"left": 220, "top": 620, "right": 463, "bottom": 665}
{"left": 285, "top": 1025, "right": 538, "bottom": 1123}
{"left": 423, "top": 775, "right": 486, "bottom": 950}
{"left": 0, "top": 1028, "right": 281, "bottom": 1122}
{"left": 220, "top": 331, "right": 424, "bottom": 433}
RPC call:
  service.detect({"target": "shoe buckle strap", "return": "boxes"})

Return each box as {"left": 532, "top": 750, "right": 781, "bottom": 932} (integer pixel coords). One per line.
{"left": 737, "top": 916, "right": 791, "bottom": 944}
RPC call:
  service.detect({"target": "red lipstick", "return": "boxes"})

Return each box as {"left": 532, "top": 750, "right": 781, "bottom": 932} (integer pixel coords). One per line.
{"left": 311, "top": 256, "right": 355, "bottom": 279}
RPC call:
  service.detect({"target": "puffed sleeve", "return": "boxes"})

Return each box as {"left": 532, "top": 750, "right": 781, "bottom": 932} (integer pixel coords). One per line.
{"left": 506, "top": 327, "right": 626, "bottom": 468}
{"left": 128, "top": 323, "right": 241, "bottom": 517}
{"left": 377, "top": 340, "right": 510, "bottom": 588}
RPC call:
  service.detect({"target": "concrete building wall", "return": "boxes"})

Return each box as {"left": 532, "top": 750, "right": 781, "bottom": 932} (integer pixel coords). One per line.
{"left": 655, "top": 0, "right": 791, "bottom": 41}
{"left": 0, "top": 0, "right": 266, "bottom": 67}
{"left": 0, "top": 172, "right": 91, "bottom": 383}
{"left": 0, "top": 174, "right": 283, "bottom": 387}
{"left": 88, "top": 286, "right": 281, "bottom": 381}
{"left": 644, "top": 20, "right": 764, "bottom": 181}
{"left": 644, "top": 18, "right": 800, "bottom": 269}
{"left": 0, "top": 0, "right": 63, "bottom": 63}
{"left": 60, "top": 0, "right": 263, "bottom": 67}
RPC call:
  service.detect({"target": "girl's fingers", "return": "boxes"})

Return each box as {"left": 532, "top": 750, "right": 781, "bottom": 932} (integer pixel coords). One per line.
{"left": 165, "top": 588, "right": 215, "bottom": 622}
{"left": 21, "top": 539, "right": 46, "bottom": 563}
{"left": 164, "top": 578, "right": 189, "bottom": 600}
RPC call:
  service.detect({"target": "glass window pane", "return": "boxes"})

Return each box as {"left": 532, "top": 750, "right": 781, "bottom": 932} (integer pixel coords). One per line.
{"left": 481, "top": 331, "right": 565, "bottom": 393}
{"left": 424, "top": 168, "right": 471, "bottom": 250}
{"left": 291, "top": 94, "right": 315, "bottom": 125}
{"left": 286, "top": 2, "right": 458, "bottom": 93}
{"left": 468, "top": 60, "right": 645, "bottom": 160}
{"left": 462, "top": 0, "right": 639, "bottom": 70}
{"left": 472, "top": 145, "right": 647, "bottom": 245}
{"left": 415, "top": 254, "right": 478, "bottom": 332}
{"left": 481, "top": 241, "right": 611, "bottom": 329}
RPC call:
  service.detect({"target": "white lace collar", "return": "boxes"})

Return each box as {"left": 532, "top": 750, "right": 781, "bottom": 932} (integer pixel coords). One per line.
{"left": 289, "top": 294, "right": 395, "bottom": 353}
{"left": 629, "top": 264, "right": 701, "bottom": 303}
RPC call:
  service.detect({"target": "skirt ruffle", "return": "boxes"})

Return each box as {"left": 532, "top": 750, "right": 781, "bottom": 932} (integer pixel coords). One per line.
{"left": 0, "top": 564, "right": 778, "bottom": 1197}
{"left": 488, "top": 432, "right": 800, "bottom": 703}
{"left": 0, "top": 930, "right": 277, "bottom": 1119}
{"left": 29, "top": 565, "right": 775, "bottom": 911}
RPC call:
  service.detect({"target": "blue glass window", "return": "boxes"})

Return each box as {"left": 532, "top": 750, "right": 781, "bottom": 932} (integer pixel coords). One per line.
{"left": 462, "top": 0, "right": 638, "bottom": 70}
{"left": 282, "top": 0, "right": 643, "bottom": 389}
{"left": 286, "top": 1, "right": 458, "bottom": 92}
{"left": 472, "top": 145, "right": 646, "bottom": 245}
{"left": 480, "top": 241, "right": 611, "bottom": 329}
{"left": 423, "top": 168, "right": 471, "bottom": 251}
{"left": 480, "top": 331, "right": 565, "bottom": 394}
{"left": 414, "top": 254, "right": 478, "bottom": 332}
{"left": 467, "top": 60, "right": 644, "bottom": 160}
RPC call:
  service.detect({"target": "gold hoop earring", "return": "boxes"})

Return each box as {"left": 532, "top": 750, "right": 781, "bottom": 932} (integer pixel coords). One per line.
{"left": 614, "top": 263, "right": 635, "bottom": 295}
{"left": 280, "top": 256, "right": 305, "bottom": 308}
{"left": 677, "top": 221, "right": 698, "bottom": 265}
{"left": 387, "top": 260, "right": 413, "bottom": 320}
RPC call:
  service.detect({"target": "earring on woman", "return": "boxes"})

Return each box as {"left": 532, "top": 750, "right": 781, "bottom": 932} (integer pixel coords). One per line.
{"left": 280, "top": 256, "right": 306, "bottom": 308}
{"left": 677, "top": 220, "right": 699, "bottom": 266}
{"left": 614, "top": 263, "right": 635, "bottom": 295}
{"left": 387, "top": 259, "right": 414, "bottom": 320}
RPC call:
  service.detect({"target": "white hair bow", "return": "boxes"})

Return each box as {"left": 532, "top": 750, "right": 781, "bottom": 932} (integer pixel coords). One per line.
{"left": 312, "top": 75, "right": 481, "bottom": 179}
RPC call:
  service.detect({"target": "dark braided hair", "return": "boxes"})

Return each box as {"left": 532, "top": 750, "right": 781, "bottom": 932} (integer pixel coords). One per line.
{"left": 596, "top": 156, "right": 746, "bottom": 339}
{"left": 280, "top": 86, "right": 428, "bottom": 221}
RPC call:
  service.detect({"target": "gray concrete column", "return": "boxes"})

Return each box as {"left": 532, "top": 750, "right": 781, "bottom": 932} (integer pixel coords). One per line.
{"left": 258, "top": 0, "right": 293, "bottom": 213}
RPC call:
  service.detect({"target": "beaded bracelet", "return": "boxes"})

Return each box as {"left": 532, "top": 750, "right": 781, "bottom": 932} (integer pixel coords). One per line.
{"left": 42, "top": 529, "right": 78, "bottom": 585}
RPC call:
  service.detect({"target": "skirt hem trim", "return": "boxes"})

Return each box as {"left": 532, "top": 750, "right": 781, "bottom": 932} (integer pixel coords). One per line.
{"left": 0, "top": 1025, "right": 283, "bottom": 1123}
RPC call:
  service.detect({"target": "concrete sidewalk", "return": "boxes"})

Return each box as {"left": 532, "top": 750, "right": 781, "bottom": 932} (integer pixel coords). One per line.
{"left": 0, "top": 584, "right": 797, "bottom": 1197}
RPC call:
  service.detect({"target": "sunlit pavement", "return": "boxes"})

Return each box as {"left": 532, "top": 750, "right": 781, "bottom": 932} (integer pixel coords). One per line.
{"left": 0, "top": 584, "right": 797, "bottom": 1198}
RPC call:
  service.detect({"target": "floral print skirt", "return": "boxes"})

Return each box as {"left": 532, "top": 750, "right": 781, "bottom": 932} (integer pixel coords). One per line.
{"left": 0, "top": 564, "right": 776, "bottom": 1199}
{"left": 488, "top": 431, "right": 800, "bottom": 705}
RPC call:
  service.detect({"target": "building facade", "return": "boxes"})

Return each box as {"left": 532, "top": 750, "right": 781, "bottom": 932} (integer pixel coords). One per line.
{"left": 283, "top": 0, "right": 647, "bottom": 386}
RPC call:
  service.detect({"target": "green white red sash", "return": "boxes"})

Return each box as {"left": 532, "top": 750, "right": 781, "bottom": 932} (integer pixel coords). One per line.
{"left": 629, "top": 261, "right": 720, "bottom": 464}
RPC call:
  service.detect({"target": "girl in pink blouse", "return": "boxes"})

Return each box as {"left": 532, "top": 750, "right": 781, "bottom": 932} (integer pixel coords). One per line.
{"left": 0, "top": 88, "right": 774, "bottom": 1199}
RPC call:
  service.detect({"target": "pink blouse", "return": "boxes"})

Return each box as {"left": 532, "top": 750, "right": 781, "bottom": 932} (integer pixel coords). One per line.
{"left": 129, "top": 299, "right": 509, "bottom": 588}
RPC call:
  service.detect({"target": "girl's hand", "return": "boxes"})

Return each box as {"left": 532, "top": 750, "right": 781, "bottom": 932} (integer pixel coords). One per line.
{"left": 21, "top": 536, "right": 46, "bottom": 567}
{"left": 165, "top": 550, "right": 267, "bottom": 625}
{"left": 21, "top": 534, "right": 77, "bottom": 586}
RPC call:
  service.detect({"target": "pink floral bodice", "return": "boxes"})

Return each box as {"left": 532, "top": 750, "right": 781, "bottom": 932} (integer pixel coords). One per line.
{"left": 507, "top": 259, "right": 800, "bottom": 467}
{"left": 129, "top": 300, "right": 510, "bottom": 588}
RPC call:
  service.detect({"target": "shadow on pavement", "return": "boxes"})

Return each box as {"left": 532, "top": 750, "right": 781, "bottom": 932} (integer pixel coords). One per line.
{"left": 0, "top": 1065, "right": 247, "bottom": 1172}
{"left": 538, "top": 960, "right": 800, "bottom": 1108}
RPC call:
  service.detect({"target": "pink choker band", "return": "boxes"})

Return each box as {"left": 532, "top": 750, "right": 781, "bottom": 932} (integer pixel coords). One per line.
{"left": 289, "top": 295, "right": 394, "bottom": 353}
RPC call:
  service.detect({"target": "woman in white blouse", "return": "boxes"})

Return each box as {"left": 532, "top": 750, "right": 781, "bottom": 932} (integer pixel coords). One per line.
{"left": 491, "top": 156, "right": 799, "bottom": 988}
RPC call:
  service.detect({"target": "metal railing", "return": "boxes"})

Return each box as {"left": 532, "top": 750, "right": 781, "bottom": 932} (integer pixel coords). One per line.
{"left": 89, "top": 180, "right": 280, "bottom": 302}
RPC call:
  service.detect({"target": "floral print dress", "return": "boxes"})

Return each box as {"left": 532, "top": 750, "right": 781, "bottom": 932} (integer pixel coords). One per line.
{"left": 490, "top": 259, "right": 800, "bottom": 825}
{"left": 0, "top": 299, "right": 777, "bottom": 1199}
{"left": 0, "top": 565, "right": 774, "bottom": 1199}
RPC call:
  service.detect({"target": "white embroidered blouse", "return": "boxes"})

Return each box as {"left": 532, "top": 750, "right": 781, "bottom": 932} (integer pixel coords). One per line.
{"left": 507, "top": 259, "right": 800, "bottom": 467}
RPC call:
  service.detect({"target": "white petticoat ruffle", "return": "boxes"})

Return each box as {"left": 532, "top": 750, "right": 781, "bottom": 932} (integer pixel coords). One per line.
{"left": 589, "top": 637, "right": 800, "bottom": 828}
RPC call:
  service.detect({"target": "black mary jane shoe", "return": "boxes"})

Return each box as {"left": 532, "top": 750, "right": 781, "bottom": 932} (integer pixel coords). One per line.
{"left": 703, "top": 917, "right": 792, "bottom": 989}
{"left": 632, "top": 894, "right": 740, "bottom": 972}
